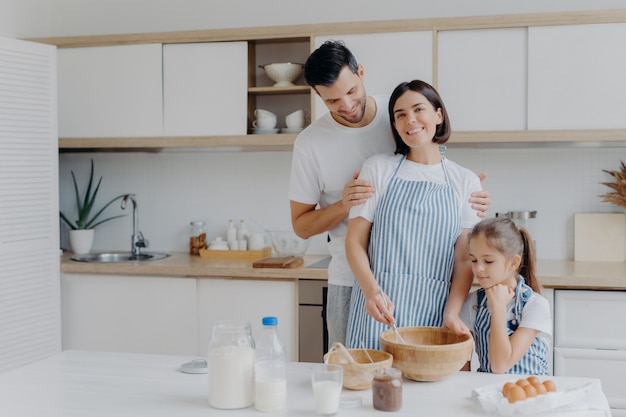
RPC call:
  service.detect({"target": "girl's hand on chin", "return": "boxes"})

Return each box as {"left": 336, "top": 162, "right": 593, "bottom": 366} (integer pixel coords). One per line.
{"left": 485, "top": 284, "right": 514, "bottom": 309}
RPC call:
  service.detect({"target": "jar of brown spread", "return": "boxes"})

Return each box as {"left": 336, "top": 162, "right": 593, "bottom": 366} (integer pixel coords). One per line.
{"left": 373, "top": 367, "right": 402, "bottom": 411}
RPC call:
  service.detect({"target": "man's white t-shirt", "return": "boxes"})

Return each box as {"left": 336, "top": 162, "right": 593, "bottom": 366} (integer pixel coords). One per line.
{"left": 288, "top": 95, "right": 394, "bottom": 287}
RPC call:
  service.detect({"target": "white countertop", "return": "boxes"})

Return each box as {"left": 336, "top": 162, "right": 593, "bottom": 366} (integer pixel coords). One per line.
{"left": 0, "top": 350, "right": 610, "bottom": 416}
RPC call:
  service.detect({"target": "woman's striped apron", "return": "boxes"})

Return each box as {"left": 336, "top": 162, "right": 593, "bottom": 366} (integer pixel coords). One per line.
{"left": 346, "top": 155, "right": 461, "bottom": 349}
{"left": 473, "top": 275, "right": 550, "bottom": 375}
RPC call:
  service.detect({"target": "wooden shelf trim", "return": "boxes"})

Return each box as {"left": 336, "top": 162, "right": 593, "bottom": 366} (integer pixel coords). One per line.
{"left": 248, "top": 85, "right": 310, "bottom": 95}
{"left": 58, "top": 129, "right": 626, "bottom": 151}
{"left": 28, "top": 9, "right": 626, "bottom": 48}
{"left": 58, "top": 134, "right": 297, "bottom": 149}
{"left": 450, "top": 129, "right": 626, "bottom": 144}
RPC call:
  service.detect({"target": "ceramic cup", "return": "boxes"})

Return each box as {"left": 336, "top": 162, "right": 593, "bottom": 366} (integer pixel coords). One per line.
{"left": 252, "top": 117, "right": 277, "bottom": 129}
{"left": 254, "top": 108, "right": 276, "bottom": 118}
{"left": 311, "top": 364, "right": 343, "bottom": 416}
{"left": 285, "top": 108, "right": 309, "bottom": 129}
{"left": 253, "top": 109, "right": 278, "bottom": 129}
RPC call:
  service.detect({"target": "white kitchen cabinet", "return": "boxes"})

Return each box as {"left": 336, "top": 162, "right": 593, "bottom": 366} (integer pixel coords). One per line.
{"left": 196, "top": 278, "right": 297, "bottom": 361}
{"left": 554, "top": 289, "right": 626, "bottom": 412}
{"left": 313, "top": 32, "right": 433, "bottom": 119}
{"left": 61, "top": 273, "right": 298, "bottom": 359}
{"left": 528, "top": 23, "right": 626, "bottom": 130}
{"left": 61, "top": 274, "right": 197, "bottom": 355}
{"left": 543, "top": 288, "right": 554, "bottom": 374}
{"left": 163, "top": 42, "right": 247, "bottom": 136}
{"left": 437, "top": 28, "right": 527, "bottom": 131}
{"left": 555, "top": 348, "right": 626, "bottom": 410}
{"left": 57, "top": 44, "right": 163, "bottom": 137}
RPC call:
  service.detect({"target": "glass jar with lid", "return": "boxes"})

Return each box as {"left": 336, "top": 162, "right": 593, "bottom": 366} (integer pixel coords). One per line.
{"left": 373, "top": 367, "right": 403, "bottom": 411}
{"left": 207, "top": 320, "right": 256, "bottom": 409}
{"left": 189, "top": 220, "right": 207, "bottom": 255}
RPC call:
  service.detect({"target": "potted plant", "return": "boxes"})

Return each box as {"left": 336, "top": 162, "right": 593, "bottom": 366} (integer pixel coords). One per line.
{"left": 600, "top": 160, "right": 626, "bottom": 210}
{"left": 60, "top": 159, "right": 126, "bottom": 254}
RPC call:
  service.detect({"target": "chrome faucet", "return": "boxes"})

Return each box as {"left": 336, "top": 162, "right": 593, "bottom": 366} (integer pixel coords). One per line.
{"left": 121, "top": 194, "right": 149, "bottom": 257}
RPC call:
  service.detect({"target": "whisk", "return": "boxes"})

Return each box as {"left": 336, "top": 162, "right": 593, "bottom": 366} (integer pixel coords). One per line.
{"left": 379, "top": 289, "right": 406, "bottom": 344}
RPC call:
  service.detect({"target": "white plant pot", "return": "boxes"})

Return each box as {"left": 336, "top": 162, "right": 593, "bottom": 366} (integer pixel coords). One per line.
{"left": 69, "top": 229, "right": 95, "bottom": 254}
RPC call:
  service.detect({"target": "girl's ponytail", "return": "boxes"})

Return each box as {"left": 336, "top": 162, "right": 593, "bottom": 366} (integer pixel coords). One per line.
{"left": 518, "top": 227, "right": 541, "bottom": 294}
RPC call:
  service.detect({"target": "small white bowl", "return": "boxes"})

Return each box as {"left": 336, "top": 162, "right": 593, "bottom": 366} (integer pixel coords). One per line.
{"left": 259, "top": 63, "right": 304, "bottom": 87}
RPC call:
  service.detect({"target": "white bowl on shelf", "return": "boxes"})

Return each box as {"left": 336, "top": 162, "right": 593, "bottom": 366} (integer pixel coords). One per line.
{"left": 259, "top": 62, "right": 304, "bottom": 87}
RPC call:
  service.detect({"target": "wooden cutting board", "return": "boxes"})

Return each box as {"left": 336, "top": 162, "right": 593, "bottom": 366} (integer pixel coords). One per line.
{"left": 574, "top": 213, "right": 626, "bottom": 262}
{"left": 252, "top": 256, "right": 304, "bottom": 268}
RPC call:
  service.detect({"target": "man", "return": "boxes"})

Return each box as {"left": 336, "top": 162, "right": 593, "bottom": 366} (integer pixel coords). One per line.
{"left": 288, "top": 40, "right": 490, "bottom": 349}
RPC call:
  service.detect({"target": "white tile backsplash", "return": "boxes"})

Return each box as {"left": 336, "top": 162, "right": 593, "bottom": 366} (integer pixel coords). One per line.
{"left": 446, "top": 146, "right": 626, "bottom": 259}
{"left": 59, "top": 145, "right": 626, "bottom": 259}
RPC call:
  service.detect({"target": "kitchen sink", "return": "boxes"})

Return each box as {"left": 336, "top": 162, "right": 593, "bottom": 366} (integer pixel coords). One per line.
{"left": 71, "top": 252, "right": 169, "bottom": 263}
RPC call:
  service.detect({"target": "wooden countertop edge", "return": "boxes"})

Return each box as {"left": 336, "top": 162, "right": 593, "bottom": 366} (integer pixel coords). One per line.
{"left": 60, "top": 252, "right": 626, "bottom": 290}
{"left": 60, "top": 252, "right": 329, "bottom": 280}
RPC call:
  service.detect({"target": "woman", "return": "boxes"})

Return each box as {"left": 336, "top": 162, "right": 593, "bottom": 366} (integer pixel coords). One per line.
{"left": 345, "top": 80, "right": 481, "bottom": 349}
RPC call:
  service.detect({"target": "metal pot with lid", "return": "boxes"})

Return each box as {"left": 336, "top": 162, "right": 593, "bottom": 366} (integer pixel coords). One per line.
{"left": 495, "top": 211, "right": 537, "bottom": 229}
{"left": 495, "top": 211, "right": 538, "bottom": 253}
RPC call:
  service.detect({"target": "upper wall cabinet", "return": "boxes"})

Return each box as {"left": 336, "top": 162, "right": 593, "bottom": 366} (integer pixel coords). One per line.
{"left": 313, "top": 32, "right": 433, "bottom": 120}
{"left": 58, "top": 44, "right": 163, "bottom": 137}
{"left": 528, "top": 23, "right": 626, "bottom": 130}
{"left": 44, "top": 10, "right": 626, "bottom": 149}
{"left": 438, "top": 28, "right": 527, "bottom": 131}
{"left": 163, "top": 42, "right": 247, "bottom": 136}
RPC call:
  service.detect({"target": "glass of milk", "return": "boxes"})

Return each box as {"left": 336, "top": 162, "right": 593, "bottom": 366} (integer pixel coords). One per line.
{"left": 311, "top": 364, "right": 343, "bottom": 416}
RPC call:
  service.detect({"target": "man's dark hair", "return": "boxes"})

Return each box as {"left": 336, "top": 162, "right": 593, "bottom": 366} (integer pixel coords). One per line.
{"left": 303, "top": 40, "right": 359, "bottom": 88}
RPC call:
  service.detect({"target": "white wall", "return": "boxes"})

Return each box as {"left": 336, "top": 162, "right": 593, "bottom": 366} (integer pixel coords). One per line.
{"left": 0, "top": 0, "right": 50, "bottom": 38}
{"left": 13, "top": 0, "right": 626, "bottom": 260}
{"left": 46, "top": 0, "right": 626, "bottom": 36}
{"left": 57, "top": 152, "right": 322, "bottom": 254}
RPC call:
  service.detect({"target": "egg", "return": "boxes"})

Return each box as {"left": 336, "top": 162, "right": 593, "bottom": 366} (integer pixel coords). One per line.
{"left": 507, "top": 385, "right": 527, "bottom": 403}
{"left": 533, "top": 382, "right": 548, "bottom": 395}
{"left": 515, "top": 378, "right": 530, "bottom": 387}
{"left": 526, "top": 376, "right": 540, "bottom": 385}
{"left": 502, "top": 382, "right": 516, "bottom": 397}
{"left": 543, "top": 380, "right": 557, "bottom": 392}
{"left": 523, "top": 384, "right": 538, "bottom": 398}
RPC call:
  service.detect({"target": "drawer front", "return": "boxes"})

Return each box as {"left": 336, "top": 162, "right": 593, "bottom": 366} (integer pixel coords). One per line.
{"left": 555, "top": 290, "right": 626, "bottom": 349}
{"left": 554, "top": 347, "right": 626, "bottom": 410}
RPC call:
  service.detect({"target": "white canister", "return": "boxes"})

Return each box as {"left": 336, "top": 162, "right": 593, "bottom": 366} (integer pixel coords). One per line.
{"left": 248, "top": 232, "right": 265, "bottom": 251}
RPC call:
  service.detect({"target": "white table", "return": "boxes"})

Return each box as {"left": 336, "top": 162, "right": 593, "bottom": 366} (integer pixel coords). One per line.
{"left": 0, "top": 350, "right": 610, "bottom": 416}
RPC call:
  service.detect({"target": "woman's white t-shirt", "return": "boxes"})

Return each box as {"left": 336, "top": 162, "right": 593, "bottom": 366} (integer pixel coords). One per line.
{"left": 350, "top": 153, "right": 481, "bottom": 230}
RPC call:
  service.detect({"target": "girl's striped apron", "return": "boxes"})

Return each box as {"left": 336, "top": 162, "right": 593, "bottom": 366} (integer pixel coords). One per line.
{"left": 346, "top": 155, "right": 461, "bottom": 349}
{"left": 473, "top": 275, "right": 550, "bottom": 375}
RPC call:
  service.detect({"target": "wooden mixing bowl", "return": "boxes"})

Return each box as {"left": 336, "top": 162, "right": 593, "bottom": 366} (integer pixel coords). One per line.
{"left": 380, "top": 326, "right": 473, "bottom": 382}
{"left": 324, "top": 348, "right": 393, "bottom": 390}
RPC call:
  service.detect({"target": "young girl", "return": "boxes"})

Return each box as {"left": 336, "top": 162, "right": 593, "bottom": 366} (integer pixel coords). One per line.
{"left": 460, "top": 217, "right": 552, "bottom": 375}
